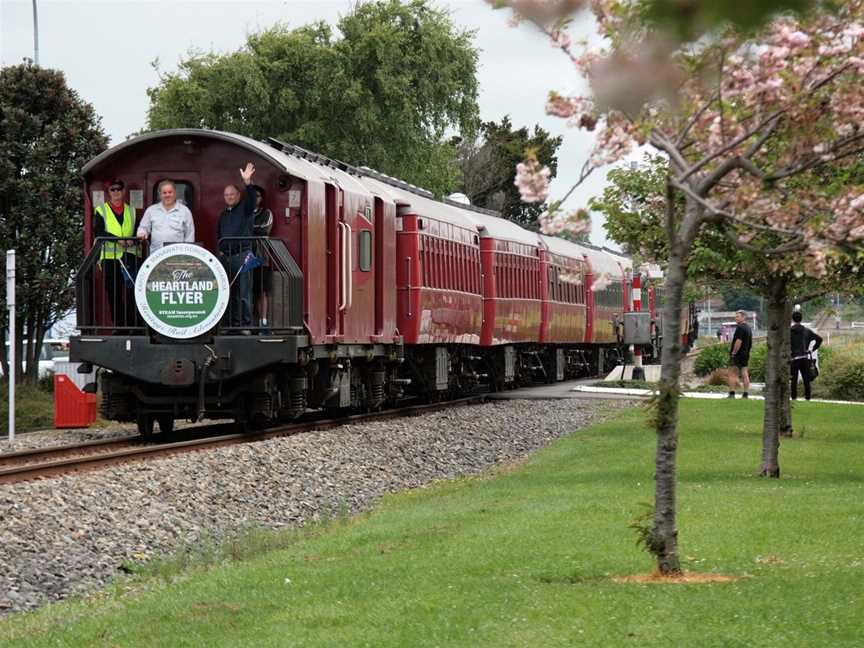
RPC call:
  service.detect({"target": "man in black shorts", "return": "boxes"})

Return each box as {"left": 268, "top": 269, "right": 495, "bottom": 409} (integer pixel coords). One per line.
{"left": 727, "top": 310, "right": 752, "bottom": 399}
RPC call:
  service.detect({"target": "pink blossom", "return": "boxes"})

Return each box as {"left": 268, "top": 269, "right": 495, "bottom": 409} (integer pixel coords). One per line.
{"left": 549, "top": 29, "right": 572, "bottom": 50}
{"left": 844, "top": 23, "right": 864, "bottom": 39}
{"left": 804, "top": 243, "right": 828, "bottom": 277}
{"left": 785, "top": 31, "right": 811, "bottom": 48}
{"left": 590, "top": 272, "right": 612, "bottom": 292}
{"left": 837, "top": 123, "right": 856, "bottom": 137}
{"left": 514, "top": 157, "right": 552, "bottom": 203}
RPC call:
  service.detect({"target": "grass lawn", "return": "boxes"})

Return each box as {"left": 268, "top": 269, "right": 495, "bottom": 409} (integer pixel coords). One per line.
{"left": 2, "top": 399, "right": 862, "bottom": 647}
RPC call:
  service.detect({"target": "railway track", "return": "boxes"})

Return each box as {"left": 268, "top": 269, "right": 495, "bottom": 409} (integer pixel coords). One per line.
{"left": 0, "top": 397, "right": 487, "bottom": 485}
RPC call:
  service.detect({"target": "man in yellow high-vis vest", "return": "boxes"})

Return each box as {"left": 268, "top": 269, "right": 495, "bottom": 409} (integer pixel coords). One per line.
{"left": 95, "top": 179, "right": 140, "bottom": 330}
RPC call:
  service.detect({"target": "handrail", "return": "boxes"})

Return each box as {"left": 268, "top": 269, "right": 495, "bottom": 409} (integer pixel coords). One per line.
{"left": 338, "top": 223, "right": 348, "bottom": 312}
{"left": 345, "top": 222, "right": 353, "bottom": 311}
{"left": 337, "top": 222, "right": 353, "bottom": 312}
{"left": 406, "top": 256, "right": 412, "bottom": 318}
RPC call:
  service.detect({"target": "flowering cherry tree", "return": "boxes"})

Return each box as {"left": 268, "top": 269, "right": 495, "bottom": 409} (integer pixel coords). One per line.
{"left": 491, "top": 0, "right": 864, "bottom": 575}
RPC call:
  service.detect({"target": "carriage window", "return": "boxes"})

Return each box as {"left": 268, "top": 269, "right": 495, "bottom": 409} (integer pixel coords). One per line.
{"left": 359, "top": 230, "right": 372, "bottom": 272}
{"left": 152, "top": 181, "right": 194, "bottom": 207}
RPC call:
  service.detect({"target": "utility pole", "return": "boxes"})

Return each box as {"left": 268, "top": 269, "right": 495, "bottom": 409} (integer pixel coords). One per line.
{"left": 6, "top": 250, "right": 16, "bottom": 443}
{"left": 32, "top": 0, "right": 40, "bottom": 65}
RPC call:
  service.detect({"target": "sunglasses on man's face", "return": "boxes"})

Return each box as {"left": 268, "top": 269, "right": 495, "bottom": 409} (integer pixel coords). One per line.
{"left": 109, "top": 187, "right": 123, "bottom": 192}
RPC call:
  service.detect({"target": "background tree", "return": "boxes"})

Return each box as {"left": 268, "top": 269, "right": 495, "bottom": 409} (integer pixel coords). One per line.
{"left": 457, "top": 116, "right": 562, "bottom": 229}
{"left": 0, "top": 63, "right": 108, "bottom": 384}
{"left": 147, "top": 0, "right": 480, "bottom": 197}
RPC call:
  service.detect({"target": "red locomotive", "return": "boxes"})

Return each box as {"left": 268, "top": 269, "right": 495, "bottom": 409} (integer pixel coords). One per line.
{"left": 71, "top": 129, "right": 693, "bottom": 433}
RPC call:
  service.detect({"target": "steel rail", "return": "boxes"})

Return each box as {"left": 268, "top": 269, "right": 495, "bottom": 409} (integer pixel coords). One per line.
{"left": 0, "top": 397, "right": 486, "bottom": 485}
{"left": 0, "top": 434, "right": 144, "bottom": 470}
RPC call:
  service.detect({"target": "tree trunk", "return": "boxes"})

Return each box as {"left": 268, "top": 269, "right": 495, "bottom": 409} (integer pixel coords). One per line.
{"left": 779, "top": 300, "right": 793, "bottom": 437}
{"left": 760, "top": 276, "right": 788, "bottom": 477}
{"left": 650, "top": 247, "right": 688, "bottom": 575}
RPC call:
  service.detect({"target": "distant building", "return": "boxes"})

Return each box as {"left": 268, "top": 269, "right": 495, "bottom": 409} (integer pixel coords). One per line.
{"left": 699, "top": 310, "right": 758, "bottom": 339}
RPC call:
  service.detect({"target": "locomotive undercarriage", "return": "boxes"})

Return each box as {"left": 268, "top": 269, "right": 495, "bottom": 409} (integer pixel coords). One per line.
{"left": 88, "top": 336, "right": 407, "bottom": 434}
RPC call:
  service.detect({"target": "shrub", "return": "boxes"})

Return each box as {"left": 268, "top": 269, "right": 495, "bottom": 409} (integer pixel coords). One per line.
{"left": 0, "top": 380, "right": 55, "bottom": 431}
{"left": 748, "top": 343, "right": 767, "bottom": 382}
{"left": 694, "top": 343, "right": 729, "bottom": 376}
{"left": 38, "top": 370, "right": 55, "bottom": 393}
{"left": 814, "top": 344, "right": 864, "bottom": 401}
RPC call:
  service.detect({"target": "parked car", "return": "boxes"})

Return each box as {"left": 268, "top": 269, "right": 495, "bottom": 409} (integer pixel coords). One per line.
{"left": 1, "top": 339, "right": 70, "bottom": 378}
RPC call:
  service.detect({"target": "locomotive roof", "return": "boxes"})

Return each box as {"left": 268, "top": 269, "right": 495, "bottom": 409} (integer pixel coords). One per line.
{"left": 82, "top": 129, "right": 369, "bottom": 199}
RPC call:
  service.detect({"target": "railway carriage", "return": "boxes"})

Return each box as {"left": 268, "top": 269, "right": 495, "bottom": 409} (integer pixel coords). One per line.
{"left": 71, "top": 128, "right": 673, "bottom": 433}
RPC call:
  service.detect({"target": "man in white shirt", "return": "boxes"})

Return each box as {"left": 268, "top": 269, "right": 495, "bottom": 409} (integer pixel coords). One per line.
{"left": 137, "top": 180, "right": 195, "bottom": 251}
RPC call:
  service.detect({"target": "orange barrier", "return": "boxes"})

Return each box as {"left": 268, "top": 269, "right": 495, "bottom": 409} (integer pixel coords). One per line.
{"left": 53, "top": 374, "right": 97, "bottom": 428}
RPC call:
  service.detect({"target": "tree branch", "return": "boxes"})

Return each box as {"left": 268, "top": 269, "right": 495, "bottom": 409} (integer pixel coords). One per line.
{"left": 677, "top": 109, "right": 786, "bottom": 184}
{"left": 767, "top": 137, "right": 864, "bottom": 182}
{"left": 674, "top": 90, "right": 720, "bottom": 148}
{"left": 720, "top": 224, "right": 806, "bottom": 256}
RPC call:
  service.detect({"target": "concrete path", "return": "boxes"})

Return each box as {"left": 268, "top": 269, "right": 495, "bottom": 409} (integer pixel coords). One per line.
{"left": 572, "top": 385, "right": 864, "bottom": 406}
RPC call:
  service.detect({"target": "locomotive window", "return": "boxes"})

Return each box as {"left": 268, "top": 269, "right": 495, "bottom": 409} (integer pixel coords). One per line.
{"left": 152, "top": 181, "right": 194, "bottom": 208}
{"left": 359, "top": 230, "right": 372, "bottom": 271}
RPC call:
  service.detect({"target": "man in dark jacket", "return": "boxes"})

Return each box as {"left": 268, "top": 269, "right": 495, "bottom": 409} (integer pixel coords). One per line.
{"left": 791, "top": 310, "right": 823, "bottom": 401}
{"left": 217, "top": 162, "right": 257, "bottom": 331}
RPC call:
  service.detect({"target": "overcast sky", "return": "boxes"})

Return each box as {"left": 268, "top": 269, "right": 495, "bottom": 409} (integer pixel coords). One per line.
{"left": 1, "top": 0, "right": 631, "bottom": 246}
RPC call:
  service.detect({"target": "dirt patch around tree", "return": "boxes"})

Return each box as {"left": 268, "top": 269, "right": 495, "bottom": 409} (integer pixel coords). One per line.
{"left": 613, "top": 571, "right": 742, "bottom": 584}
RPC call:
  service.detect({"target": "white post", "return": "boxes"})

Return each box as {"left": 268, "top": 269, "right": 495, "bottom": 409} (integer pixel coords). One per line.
{"left": 6, "top": 250, "right": 15, "bottom": 442}
{"left": 32, "top": 0, "right": 40, "bottom": 66}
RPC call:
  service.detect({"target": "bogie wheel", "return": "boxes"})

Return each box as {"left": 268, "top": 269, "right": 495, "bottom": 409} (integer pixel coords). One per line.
{"left": 157, "top": 415, "right": 174, "bottom": 434}
{"left": 137, "top": 413, "right": 154, "bottom": 438}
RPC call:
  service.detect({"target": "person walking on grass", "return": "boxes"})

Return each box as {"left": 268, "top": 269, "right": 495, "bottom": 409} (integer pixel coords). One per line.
{"left": 791, "top": 310, "right": 822, "bottom": 402}
{"left": 727, "top": 309, "right": 752, "bottom": 399}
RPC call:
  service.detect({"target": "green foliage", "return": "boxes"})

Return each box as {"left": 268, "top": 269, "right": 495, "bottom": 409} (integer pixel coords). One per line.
{"left": 694, "top": 343, "right": 730, "bottom": 376}
{"left": 627, "top": 501, "right": 656, "bottom": 552}
{"left": 147, "top": 0, "right": 480, "bottom": 197}
{"left": 719, "top": 287, "right": 762, "bottom": 315}
{"left": 457, "top": 116, "right": 562, "bottom": 228}
{"left": 0, "top": 64, "right": 108, "bottom": 383}
{"left": 644, "top": 0, "right": 823, "bottom": 41}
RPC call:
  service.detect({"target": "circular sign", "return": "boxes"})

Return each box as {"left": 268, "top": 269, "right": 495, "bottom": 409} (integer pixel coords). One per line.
{"left": 134, "top": 244, "right": 229, "bottom": 339}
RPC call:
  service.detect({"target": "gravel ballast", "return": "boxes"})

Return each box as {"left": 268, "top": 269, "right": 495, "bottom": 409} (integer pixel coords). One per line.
{"left": 0, "top": 398, "right": 634, "bottom": 616}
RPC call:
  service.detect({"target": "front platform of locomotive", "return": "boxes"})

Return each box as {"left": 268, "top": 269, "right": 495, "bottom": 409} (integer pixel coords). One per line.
{"left": 72, "top": 129, "right": 308, "bottom": 433}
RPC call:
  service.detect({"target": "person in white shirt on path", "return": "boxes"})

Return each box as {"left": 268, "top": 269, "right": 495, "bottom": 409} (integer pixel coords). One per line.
{"left": 136, "top": 180, "right": 195, "bottom": 251}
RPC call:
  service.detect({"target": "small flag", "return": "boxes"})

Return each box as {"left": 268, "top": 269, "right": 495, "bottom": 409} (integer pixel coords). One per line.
{"left": 230, "top": 251, "right": 264, "bottom": 286}
{"left": 240, "top": 251, "right": 264, "bottom": 273}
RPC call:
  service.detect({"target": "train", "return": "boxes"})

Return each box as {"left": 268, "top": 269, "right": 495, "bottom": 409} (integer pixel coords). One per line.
{"left": 71, "top": 129, "right": 697, "bottom": 434}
